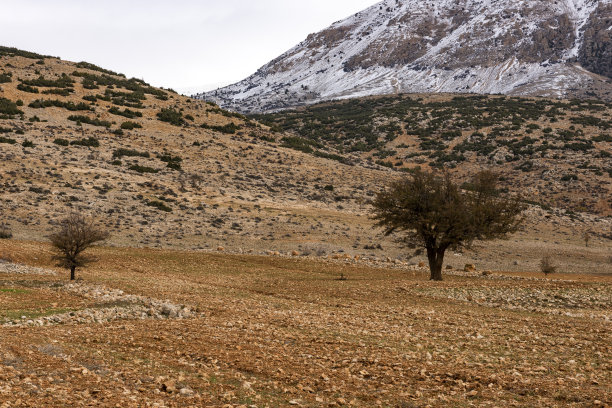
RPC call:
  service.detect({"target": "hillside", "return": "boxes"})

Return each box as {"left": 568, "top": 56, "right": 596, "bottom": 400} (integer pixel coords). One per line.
{"left": 201, "top": 0, "right": 612, "bottom": 112}
{"left": 253, "top": 94, "right": 612, "bottom": 216}
{"left": 0, "top": 46, "right": 611, "bottom": 274}
{"left": 0, "top": 47, "right": 392, "bottom": 253}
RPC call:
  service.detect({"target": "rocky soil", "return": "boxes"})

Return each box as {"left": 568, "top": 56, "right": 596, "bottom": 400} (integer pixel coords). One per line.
{"left": 0, "top": 242, "right": 610, "bottom": 407}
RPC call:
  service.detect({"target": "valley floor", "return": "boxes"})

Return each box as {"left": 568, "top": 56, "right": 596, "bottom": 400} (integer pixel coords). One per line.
{"left": 0, "top": 241, "right": 610, "bottom": 407}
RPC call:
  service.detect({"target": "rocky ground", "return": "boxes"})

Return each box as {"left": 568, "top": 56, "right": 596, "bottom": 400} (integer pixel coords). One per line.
{"left": 0, "top": 240, "right": 610, "bottom": 407}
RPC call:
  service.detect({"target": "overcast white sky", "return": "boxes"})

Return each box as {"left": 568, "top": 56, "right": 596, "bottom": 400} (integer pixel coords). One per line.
{"left": 0, "top": 0, "right": 378, "bottom": 94}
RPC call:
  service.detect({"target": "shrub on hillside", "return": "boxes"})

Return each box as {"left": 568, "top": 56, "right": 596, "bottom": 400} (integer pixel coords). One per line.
{"left": 157, "top": 108, "right": 185, "bottom": 126}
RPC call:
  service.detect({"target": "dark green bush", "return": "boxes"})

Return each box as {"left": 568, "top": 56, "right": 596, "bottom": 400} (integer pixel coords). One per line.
{"left": 0, "top": 46, "right": 54, "bottom": 60}
{"left": 201, "top": 122, "right": 240, "bottom": 134}
{"left": 113, "top": 148, "right": 149, "bottom": 159}
{"left": 108, "top": 107, "right": 142, "bottom": 119}
{"left": 22, "top": 139, "right": 34, "bottom": 148}
{"left": 0, "top": 72, "right": 12, "bottom": 83}
{"left": 0, "top": 136, "right": 16, "bottom": 144}
{"left": 29, "top": 99, "right": 92, "bottom": 111}
{"left": 70, "top": 137, "right": 100, "bottom": 147}
{"left": 67, "top": 115, "right": 111, "bottom": 128}
{"left": 53, "top": 138, "right": 69, "bottom": 146}
{"left": 129, "top": 165, "right": 158, "bottom": 174}
{"left": 0, "top": 98, "right": 23, "bottom": 117}
{"left": 157, "top": 108, "right": 185, "bottom": 126}
{"left": 75, "top": 62, "right": 125, "bottom": 77}
{"left": 16, "top": 83, "right": 38, "bottom": 93}
{"left": 120, "top": 121, "right": 142, "bottom": 130}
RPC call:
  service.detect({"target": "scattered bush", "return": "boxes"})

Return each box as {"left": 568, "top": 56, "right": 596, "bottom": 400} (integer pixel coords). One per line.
{"left": 29, "top": 99, "right": 92, "bottom": 111}
{"left": 201, "top": 122, "right": 240, "bottom": 134}
{"left": 129, "top": 164, "right": 158, "bottom": 174}
{"left": 0, "top": 72, "right": 12, "bottom": 83}
{"left": 53, "top": 138, "right": 69, "bottom": 146}
{"left": 147, "top": 200, "right": 172, "bottom": 212}
{"left": 120, "top": 121, "right": 142, "bottom": 130}
{"left": 0, "top": 224, "right": 12, "bottom": 239}
{"left": 0, "top": 97, "right": 24, "bottom": 117}
{"left": 16, "top": 83, "right": 39, "bottom": 93}
{"left": 540, "top": 255, "right": 557, "bottom": 275}
{"left": 157, "top": 108, "right": 185, "bottom": 126}
{"left": 113, "top": 148, "right": 149, "bottom": 159}
{"left": 0, "top": 136, "right": 16, "bottom": 145}
{"left": 70, "top": 137, "right": 100, "bottom": 147}
{"left": 108, "top": 107, "right": 142, "bottom": 119}
{"left": 0, "top": 46, "right": 54, "bottom": 60}
{"left": 75, "top": 61, "right": 125, "bottom": 77}
{"left": 22, "top": 139, "right": 34, "bottom": 148}
{"left": 67, "top": 115, "right": 111, "bottom": 128}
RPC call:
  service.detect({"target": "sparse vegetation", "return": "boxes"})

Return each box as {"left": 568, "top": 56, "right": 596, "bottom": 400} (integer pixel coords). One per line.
{"left": 120, "top": 121, "right": 142, "bottom": 130}
{"left": 129, "top": 165, "right": 158, "bottom": 174}
{"left": 157, "top": 108, "right": 185, "bottom": 126}
{"left": 67, "top": 115, "right": 111, "bottom": 128}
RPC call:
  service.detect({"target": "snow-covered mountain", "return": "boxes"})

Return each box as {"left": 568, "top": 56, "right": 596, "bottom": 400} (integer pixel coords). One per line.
{"left": 199, "top": 0, "right": 612, "bottom": 113}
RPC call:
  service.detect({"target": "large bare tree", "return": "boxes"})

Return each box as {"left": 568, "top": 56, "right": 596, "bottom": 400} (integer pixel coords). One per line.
{"left": 49, "top": 214, "right": 109, "bottom": 280}
{"left": 372, "top": 169, "right": 525, "bottom": 281}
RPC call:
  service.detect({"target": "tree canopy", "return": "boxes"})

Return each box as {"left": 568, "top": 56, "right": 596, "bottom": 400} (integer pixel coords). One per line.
{"left": 372, "top": 169, "right": 525, "bottom": 280}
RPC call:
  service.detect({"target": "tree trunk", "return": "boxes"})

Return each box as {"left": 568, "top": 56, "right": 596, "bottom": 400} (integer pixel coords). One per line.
{"left": 426, "top": 246, "right": 446, "bottom": 281}
{"left": 70, "top": 265, "right": 76, "bottom": 281}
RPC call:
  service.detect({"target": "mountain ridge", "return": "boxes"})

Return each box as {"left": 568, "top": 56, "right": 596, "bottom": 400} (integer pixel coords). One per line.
{"left": 200, "top": 0, "right": 612, "bottom": 113}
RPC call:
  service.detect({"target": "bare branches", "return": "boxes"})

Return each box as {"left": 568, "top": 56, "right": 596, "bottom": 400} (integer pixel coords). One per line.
{"left": 49, "top": 214, "right": 109, "bottom": 280}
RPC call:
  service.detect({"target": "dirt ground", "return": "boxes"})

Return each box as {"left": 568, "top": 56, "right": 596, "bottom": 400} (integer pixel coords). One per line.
{"left": 0, "top": 240, "right": 610, "bottom": 407}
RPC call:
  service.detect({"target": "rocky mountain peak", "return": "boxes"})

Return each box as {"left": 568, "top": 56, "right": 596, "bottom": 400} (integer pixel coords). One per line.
{"left": 199, "top": 0, "right": 612, "bottom": 113}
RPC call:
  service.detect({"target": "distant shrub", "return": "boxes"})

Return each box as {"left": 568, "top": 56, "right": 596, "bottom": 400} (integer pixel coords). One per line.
{"left": 0, "top": 72, "right": 12, "bottom": 83}
{"left": 75, "top": 61, "right": 125, "bottom": 77}
{"left": 540, "top": 255, "right": 557, "bottom": 275}
{"left": 16, "top": 83, "right": 39, "bottom": 93}
{"left": 67, "top": 115, "right": 111, "bottom": 128}
{"left": 158, "top": 154, "right": 182, "bottom": 170}
{"left": 112, "top": 148, "right": 149, "bottom": 159}
{"left": 201, "top": 122, "right": 240, "bottom": 134}
{"left": 0, "top": 136, "right": 16, "bottom": 145}
{"left": 0, "top": 224, "right": 12, "bottom": 239}
{"left": 147, "top": 200, "right": 172, "bottom": 212}
{"left": 560, "top": 174, "right": 578, "bottom": 182}
{"left": 0, "top": 98, "right": 24, "bottom": 117}
{"left": 108, "top": 107, "right": 142, "bottom": 119}
{"left": 21, "top": 74, "right": 74, "bottom": 88}
{"left": 53, "top": 138, "right": 69, "bottom": 146}
{"left": 70, "top": 137, "right": 100, "bottom": 147}
{"left": 22, "top": 139, "right": 34, "bottom": 148}
{"left": 120, "top": 121, "right": 142, "bottom": 130}
{"left": 157, "top": 108, "right": 185, "bottom": 126}
{"left": 29, "top": 99, "right": 92, "bottom": 111}
{"left": 41, "top": 88, "right": 73, "bottom": 96}
{"left": 129, "top": 164, "right": 158, "bottom": 174}
{"left": 0, "top": 46, "right": 54, "bottom": 60}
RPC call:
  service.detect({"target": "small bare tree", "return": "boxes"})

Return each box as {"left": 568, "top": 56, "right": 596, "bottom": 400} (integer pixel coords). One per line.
{"left": 583, "top": 231, "right": 590, "bottom": 248}
{"left": 49, "top": 214, "right": 109, "bottom": 280}
{"left": 540, "top": 255, "right": 557, "bottom": 275}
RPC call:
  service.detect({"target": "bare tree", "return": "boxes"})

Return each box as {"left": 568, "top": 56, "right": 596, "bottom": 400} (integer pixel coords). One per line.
{"left": 540, "top": 255, "right": 557, "bottom": 275}
{"left": 372, "top": 169, "right": 525, "bottom": 281}
{"left": 49, "top": 214, "right": 109, "bottom": 280}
